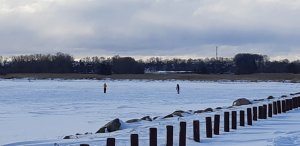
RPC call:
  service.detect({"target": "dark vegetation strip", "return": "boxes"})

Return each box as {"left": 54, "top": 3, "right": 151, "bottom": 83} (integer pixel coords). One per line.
{"left": 1, "top": 53, "right": 300, "bottom": 76}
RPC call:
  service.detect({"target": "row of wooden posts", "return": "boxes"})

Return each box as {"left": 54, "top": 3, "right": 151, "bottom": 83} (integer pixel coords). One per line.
{"left": 80, "top": 96, "right": 300, "bottom": 146}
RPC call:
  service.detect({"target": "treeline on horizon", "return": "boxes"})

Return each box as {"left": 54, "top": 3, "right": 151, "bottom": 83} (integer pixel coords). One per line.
{"left": 0, "top": 52, "right": 300, "bottom": 75}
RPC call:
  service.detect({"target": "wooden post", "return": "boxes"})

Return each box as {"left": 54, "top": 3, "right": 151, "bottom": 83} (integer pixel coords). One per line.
{"left": 286, "top": 99, "right": 290, "bottom": 111}
{"left": 224, "top": 112, "right": 230, "bottom": 132}
{"left": 240, "top": 110, "right": 245, "bottom": 126}
{"left": 293, "top": 98, "right": 296, "bottom": 109}
{"left": 290, "top": 99, "right": 293, "bottom": 110}
{"left": 179, "top": 122, "right": 186, "bottom": 146}
{"left": 206, "top": 117, "right": 213, "bottom": 138}
{"left": 263, "top": 104, "right": 267, "bottom": 119}
{"left": 258, "top": 106, "right": 263, "bottom": 119}
{"left": 150, "top": 128, "right": 157, "bottom": 146}
{"left": 296, "top": 97, "right": 298, "bottom": 108}
{"left": 268, "top": 103, "right": 272, "bottom": 118}
{"left": 298, "top": 97, "right": 300, "bottom": 108}
{"left": 282, "top": 100, "right": 286, "bottom": 113}
{"left": 277, "top": 100, "right": 282, "bottom": 114}
{"left": 247, "top": 108, "right": 252, "bottom": 126}
{"left": 166, "top": 125, "right": 173, "bottom": 146}
{"left": 131, "top": 134, "right": 139, "bottom": 146}
{"left": 107, "top": 138, "right": 115, "bottom": 146}
{"left": 232, "top": 111, "right": 237, "bottom": 129}
{"left": 193, "top": 121, "right": 200, "bottom": 142}
{"left": 80, "top": 144, "right": 89, "bottom": 146}
{"left": 273, "top": 101, "right": 277, "bottom": 115}
{"left": 214, "top": 114, "right": 220, "bottom": 135}
{"left": 253, "top": 107, "right": 258, "bottom": 121}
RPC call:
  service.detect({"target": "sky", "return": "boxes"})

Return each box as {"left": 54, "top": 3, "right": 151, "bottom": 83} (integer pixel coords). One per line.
{"left": 0, "top": 0, "right": 300, "bottom": 60}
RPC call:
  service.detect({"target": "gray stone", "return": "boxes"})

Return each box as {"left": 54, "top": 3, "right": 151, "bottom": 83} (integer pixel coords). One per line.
{"left": 215, "top": 107, "right": 222, "bottom": 110}
{"left": 153, "top": 116, "right": 159, "bottom": 120}
{"left": 163, "top": 110, "right": 185, "bottom": 119}
{"left": 96, "top": 118, "right": 122, "bottom": 133}
{"left": 63, "top": 135, "right": 74, "bottom": 139}
{"left": 232, "top": 98, "right": 252, "bottom": 106}
{"left": 194, "top": 110, "right": 204, "bottom": 113}
{"left": 126, "top": 119, "right": 141, "bottom": 123}
{"left": 204, "top": 108, "right": 213, "bottom": 112}
{"left": 267, "top": 96, "right": 274, "bottom": 99}
{"left": 141, "top": 116, "right": 152, "bottom": 121}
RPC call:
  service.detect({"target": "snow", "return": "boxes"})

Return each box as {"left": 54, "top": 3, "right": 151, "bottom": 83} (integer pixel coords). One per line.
{"left": 0, "top": 79, "right": 300, "bottom": 146}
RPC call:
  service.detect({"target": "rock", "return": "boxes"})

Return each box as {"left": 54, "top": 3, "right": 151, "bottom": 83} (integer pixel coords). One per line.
{"left": 204, "top": 108, "right": 213, "bottom": 112}
{"left": 96, "top": 118, "right": 122, "bottom": 133}
{"left": 163, "top": 114, "right": 174, "bottom": 119}
{"left": 75, "top": 133, "right": 82, "bottom": 136}
{"left": 267, "top": 96, "right": 274, "bottom": 99}
{"left": 141, "top": 116, "right": 152, "bottom": 121}
{"left": 163, "top": 110, "right": 185, "bottom": 119}
{"left": 281, "top": 95, "right": 288, "bottom": 98}
{"left": 172, "top": 110, "right": 184, "bottom": 117}
{"left": 63, "top": 135, "right": 75, "bottom": 139}
{"left": 85, "top": 132, "right": 92, "bottom": 135}
{"left": 153, "top": 116, "right": 159, "bottom": 120}
{"left": 232, "top": 98, "right": 252, "bottom": 106}
{"left": 253, "top": 99, "right": 264, "bottom": 102}
{"left": 215, "top": 107, "right": 222, "bottom": 110}
{"left": 194, "top": 110, "right": 204, "bottom": 114}
{"left": 126, "top": 119, "right": 141, "bottom": 123}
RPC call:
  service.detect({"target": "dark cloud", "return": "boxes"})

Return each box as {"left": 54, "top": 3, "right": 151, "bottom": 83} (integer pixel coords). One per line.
{"left": 0, "top": 0, "right": 300, "bottom": 59}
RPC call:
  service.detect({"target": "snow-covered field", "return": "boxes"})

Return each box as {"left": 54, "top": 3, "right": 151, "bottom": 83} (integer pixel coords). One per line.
{"left": 0, "top": 79, "right": 300, "bottom": 146}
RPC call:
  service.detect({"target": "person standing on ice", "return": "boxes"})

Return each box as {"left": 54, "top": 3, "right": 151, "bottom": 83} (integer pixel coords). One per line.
{"left": 176, "top": 84, "right": 180, "bottom": 94}
{"left": 103, "top": 83, "right": 107, "bottom": 93}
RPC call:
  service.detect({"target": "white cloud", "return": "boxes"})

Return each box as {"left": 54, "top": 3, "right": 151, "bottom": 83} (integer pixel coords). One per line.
{"left": 0, "top": 0, "right": 299, "bottom": 59}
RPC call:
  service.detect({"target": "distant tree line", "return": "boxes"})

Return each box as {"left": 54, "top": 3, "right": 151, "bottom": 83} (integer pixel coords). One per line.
{"left": 0, "top": 53, "right": 300, "bottom": 75}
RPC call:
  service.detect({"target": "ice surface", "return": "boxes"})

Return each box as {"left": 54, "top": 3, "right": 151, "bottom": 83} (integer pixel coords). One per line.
{"left": 0, "top": 79, "right": 300, "bottom": 145}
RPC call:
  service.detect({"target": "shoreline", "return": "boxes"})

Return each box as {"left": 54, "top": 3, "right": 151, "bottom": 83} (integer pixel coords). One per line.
{"left": 1, "top": 73, "right": 300, "bottom": 82}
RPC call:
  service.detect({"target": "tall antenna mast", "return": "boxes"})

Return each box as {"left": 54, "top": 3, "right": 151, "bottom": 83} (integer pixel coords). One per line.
{"left": 216, "top": 46, "right": 218, "bottom": 60}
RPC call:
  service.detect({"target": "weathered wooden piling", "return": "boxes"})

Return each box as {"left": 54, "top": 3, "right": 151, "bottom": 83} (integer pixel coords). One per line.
{"left": 277, "top": 100, "right": 282, "bottom": 113}
{"left": 258, "top": 106, "right": 263, "bottom": 119}
{"left": 253, "top": 107, "right": 258, "bottom": 121}
{"left": 247, "top": 108, "right": 252, "bottom": 126}
{"left": 240, "top": 110, "right": 245, "bottom": 126}
{"left": 179, "top": 122, "right": 186, "bottom": 146}
{"left": 263, "top": 104, "right": 267, "bottom": 119}
{"left": 107, "top": 138, "right": 116, "bottom": 146}
{"left": 268, "top": 103, "right": 272, "bottom": 117}
{"left": 214, "top": 114, "right": 220, "bottom": 135}
{"left": 131, "top": 134, "right": 139, "bottom": 146}
{"left": 206, "top": 117, "right": 213, "bottom": 138}
{"left": 224, "top": 112, "right": 230, "bottom": 132}
{"left": 282, "top": 100, "right": 286, "bottom": 113}
{"left": 166, "top": 125, "right": 173, "bottom": 146}
{"left": 150, "top": 128, "right": 157, "bottom": 146}
{"left": 193, "top": 121, "right": 200, "bottom": 142}
{"left": 232, "top": 111, "right": 237, "bottom": 129}
{"left": 273, "top": 101, "right": 277, "bottom": 115}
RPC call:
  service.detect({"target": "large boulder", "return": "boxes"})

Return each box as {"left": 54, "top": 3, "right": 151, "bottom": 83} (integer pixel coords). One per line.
{"left": 96, "top": 118, "right": 122, "bottom": 133}
{"left": 204, "top": 108, "right": 213, "bottom": 112}
{"left": 232, "top": 98, "right": 252, "bottom": 106}
{"left": 267, "top": 96, "right": 274, "bottom": 99}
{"left": 126, "top": 119, "right": 141, "bottom": 123}
{"left": 163, "top": 110, "right": 185, "bottom": 119}
{"left": 194, "top": 110, "right": 204, "bottom": 114}
{"left": 141, "top": 116, "right": 152, "bottom": 121}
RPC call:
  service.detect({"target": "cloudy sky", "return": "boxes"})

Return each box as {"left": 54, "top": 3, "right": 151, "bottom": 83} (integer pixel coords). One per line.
{"left": 0, "top": 0, "right": 300, "bottom": 59}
